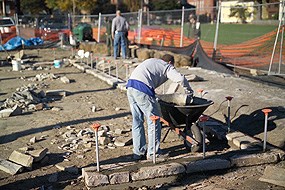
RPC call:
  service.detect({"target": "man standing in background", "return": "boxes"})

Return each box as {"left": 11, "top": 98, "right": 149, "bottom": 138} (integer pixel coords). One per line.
{"left": 112, "top": 10, "right": 129, "bottom": 59}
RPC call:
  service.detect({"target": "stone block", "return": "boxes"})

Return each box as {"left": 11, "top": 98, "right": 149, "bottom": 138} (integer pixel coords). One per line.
{"left": 131, "top": 163, "right": 185, "bottom": 181}
{"left": 9, "top": 150, "right": 34, "bottom": 168}
{"left": 27, "top": 148, "right": 48, "bottom": 162}
{"left": 84, "top": 171, "right": 109, "bottom": 187}
{"left": 55, "top": 163, "right": 78, "bottom": 174}
{"left": 184, "top": 158, "right": 231, "bottom": 174}
{"left": 109, "top": 171, "right": 130, "bottom": 184}
{"left": 232, "top": 135, "right": 260, "bottom": 149}
{"left": 166, "top": 83, "right": 179, "bottom": 94}
{"left": 259, "top": 165, "right": 285, "bottom": 187}
{"left": 230, "top": 152, "right": 279, "bottom": 167}
{"left": 0, "top": 158, "right": 23, "bottom": 175}
{"left": 226, "top": 131, "right": 245, "bottom": 141}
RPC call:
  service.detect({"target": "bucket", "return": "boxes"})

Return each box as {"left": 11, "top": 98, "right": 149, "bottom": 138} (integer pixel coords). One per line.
{"left": 12, "top": 59, "right": 21, "bottom": 71}
{"left": 54, "top": 60, "right": 61, "bottom": 68}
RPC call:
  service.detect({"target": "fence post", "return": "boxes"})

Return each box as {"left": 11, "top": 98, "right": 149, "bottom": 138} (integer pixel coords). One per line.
{"left": 14, "top": 13, "right": 19, "bottom": 36}
{"left": 98, "top": 13, "right": 102, "bottom": 43}
{"left": 212, "top": 0, "right": 221, "bottom": 60}
{"left": 180, "top": 6, "right": 185, "bottom": 47}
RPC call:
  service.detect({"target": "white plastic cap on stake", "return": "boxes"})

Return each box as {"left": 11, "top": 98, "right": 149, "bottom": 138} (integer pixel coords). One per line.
{"left": 78, "top": 50, "right": 85, "bottom": 58}
{"left": 84, "top": 51, "right": 90, "bottom": 58}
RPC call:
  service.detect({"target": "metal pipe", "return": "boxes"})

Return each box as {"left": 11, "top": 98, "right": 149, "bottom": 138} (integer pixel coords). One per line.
{"left": 213, "top": 1, "right": 221, "bottom": 58}
{"left": 226, "top": 96, "right": 233, "bottom": 132}
{"left": 115, "top": 61, "right": 118, "bottom": 81}
{"left": 150, "top": 115, "right": 159, "bottom": 164}
{"left": 98, "top": 13, "right": 102, "bottom": 43}
{"left": 262, "top": 109, "right": 272, "bottom": 152}
{"left": 180, "top": 6, "right": 185, "bottom": 47}
{"left": 91, "top": 123, "right": 101, "bottom": 172}
{"left": 199, "top": 115, "right": 209, "bottom": 159}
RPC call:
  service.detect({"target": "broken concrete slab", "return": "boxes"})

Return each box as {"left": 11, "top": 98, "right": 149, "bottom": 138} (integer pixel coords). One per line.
{"left": 9, "top": 150, "right": 34, "bottom": 168}
{"left": 184, "top": 158, "right": 231, "bottom": 174}
{"left": 230, "top": 152, "right": 279, "bottom": 167}
{"left": 0, "top": 158, "right": 23, "bottom": 175}
{"left": 0, "top": 105, "right": 22, "bottom": 118}
{"left": 259, "top": 165, "right": 285, "bottom": 187}
{"left": 226, "top": 131, "right": 245, "bottom": 141}
{"left": 27, "top": 148, "right": 48, "bottom": 162}
{"left": 114, "top": 136, "right": 132, "bottom": 147}
{"left": 131, "top": 163, "right": 185, "bottom": 181}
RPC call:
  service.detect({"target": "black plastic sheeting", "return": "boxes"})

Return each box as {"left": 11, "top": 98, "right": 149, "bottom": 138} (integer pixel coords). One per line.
{"left": 139, "top": 40, "right": 233, "bottom": 75}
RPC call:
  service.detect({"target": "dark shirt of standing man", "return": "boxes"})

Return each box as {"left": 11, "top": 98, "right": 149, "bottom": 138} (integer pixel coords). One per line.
{"left": 112, "top": 10, "right": 129, "bottom": 59}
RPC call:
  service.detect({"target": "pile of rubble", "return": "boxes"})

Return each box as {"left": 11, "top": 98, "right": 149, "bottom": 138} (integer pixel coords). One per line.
{"left": 55, "top": 125, "right": 132, "bottom": 154}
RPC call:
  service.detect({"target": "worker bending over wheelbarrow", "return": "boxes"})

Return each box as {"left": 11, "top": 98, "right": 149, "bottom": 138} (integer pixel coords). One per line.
{"left": 126, "top": 54, "right": 194, "bottom": 161}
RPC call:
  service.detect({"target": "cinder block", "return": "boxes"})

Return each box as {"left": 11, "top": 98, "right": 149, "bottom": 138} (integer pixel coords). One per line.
{"left": 9, "top": 150, "right": 34, "bottom": 168}
{"left": 84, "top": 171, "right": 109, "bottom": 187}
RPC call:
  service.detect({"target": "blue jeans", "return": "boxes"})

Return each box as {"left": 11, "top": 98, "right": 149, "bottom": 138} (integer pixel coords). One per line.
{"left": 113, "top": 31, "right": 126, "bottom": 59}
{"left": 127, "top": 87, "right": 162, "bottom": 158}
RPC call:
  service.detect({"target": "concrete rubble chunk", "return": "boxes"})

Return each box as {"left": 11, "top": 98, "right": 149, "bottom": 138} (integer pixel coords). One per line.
{"left": 0, "top": 105, "right": 22, "bottom": 118}
{"left": 109, "top": 171, "right": 130, "bottom": 184}
{"left": 230, "top": 152, "right": 279, "bottom": 167}
{"left": 259, "top": 165, "right": 285, "bottom": 187}
{"left": 27, "top": 148, "right": 48, "bottom": 162}
{"left": 166, "top": 83, "right": 179, "bottom": 94}
{"left": 114, "top": 136, "right": 132, "bottom": 147}
{"left": 184, "top": 158, "right": 231, "bottom": 174}
{"left": 55, "top": 163, "right": 78, "bottom": 174}
{"left": 99, "top": 136, "right": 112, "bottom": 145}
{"left": 232, "top": 135, "right": 260, "bottom": 149}
{"left": 185, "top": 74, "right": 204, "bottom": 81}
{"left": 60, "top": 76, "right": 71, "bottom": 84}
{"left": 131, "top": 163, "right": 185, "bottom": 181}
{"left": 29, "top": 136, "right": 36, "bottom": 144}
{"left": 8, "top": 150, "right": 34, "bottom": 168}
{"left": 226, "top": 131, "right": 245, "bottom": 141}
{"left": 0, "top": 158, "right": 23, "bottom": 175}
{"left": 46, "top": 89, "right": 67, "bottom": 97}
{"left": 84, "top": 171, "right": 109, "bottom": 187}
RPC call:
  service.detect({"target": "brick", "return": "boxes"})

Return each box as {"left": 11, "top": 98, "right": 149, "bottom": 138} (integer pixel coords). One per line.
{"left": 131, "top": 163, "right": 185, "bottom": 181}
{"left": 184, "top": 158, "right": 230, "bottom": 174}
{"left": 0, "top": 158, "right": 23, "bottom": 175}
{"left": 9, "top": 150, "right": 34, "bottom": 168}
{"left": 230, "top": 152, "right": 279, "bottom": 167}
{"left": 84, "top": 171, "right": 109, "bottom": 187}
{"left": 109, "top": 171, "right": 130, "bottom": 184}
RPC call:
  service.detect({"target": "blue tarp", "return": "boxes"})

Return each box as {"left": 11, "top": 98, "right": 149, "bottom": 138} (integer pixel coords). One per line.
{"left": 0, "top": 36, "right": 44, "bottom": 51}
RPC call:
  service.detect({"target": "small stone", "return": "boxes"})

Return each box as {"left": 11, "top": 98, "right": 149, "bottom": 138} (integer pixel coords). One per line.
{"left": 29, "top": 136, "right": 36, "bottom": 144}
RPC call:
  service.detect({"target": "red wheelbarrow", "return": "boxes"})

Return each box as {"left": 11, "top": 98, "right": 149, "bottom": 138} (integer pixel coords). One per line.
{"left": 157, "top": 94, "right": 214, "bottom": 152}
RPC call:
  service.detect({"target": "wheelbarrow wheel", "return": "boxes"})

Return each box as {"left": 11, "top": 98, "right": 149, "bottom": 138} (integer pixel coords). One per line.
{"left": 184, "top": 123, "right": 202, "bottom": 152}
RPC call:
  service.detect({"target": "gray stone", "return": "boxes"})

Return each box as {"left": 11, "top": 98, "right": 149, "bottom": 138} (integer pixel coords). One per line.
{"left": 259, "top": 165, "right": 285, "bottom": 187}
{"left": 60, "top": 76, "right": 70, "bottom": 84}
{"left": 0, "top": 158, "right": 23, "bottom": 175}
{"left": 131, "top": 163, "right": 185, "bottom": 181}
{"left": 0, "top": 105, "right": 22, "bottom": 118}
{"left": 232, "top": 135, "right": 260, "bottom": 149}
{"left": 230, "top": 152, "right": 279, "bottom": 167}
{"left": 226, "top": 131, "right": 245, "bottom": 141}
{"left": 27, "top": 148, "right": 48, "bottom": 162}
{"left": 84, "top": 171, "right": 109, "bottom": 187}
{"left": 55, "top": 163, "right": 79, "bottom": 174}
{"left": 109, "top": 171, "right": 130, "bottom": 184}
{"left": 185, "top": 74, "right": 204, "bottom": 81}
{"left": 184, "top": 158, "right": 231, "bottom": 174}
{"left": 9, "top": 150, "right": 34, "bottom": 168}
{"left": 114, "top": 136, "right": 132, "bottom": 147}
{"left": 99, "top": 136, "right": 111, "bottom": 145}
{"left": 29, "top": 136, "right": 36, "bottom": 144}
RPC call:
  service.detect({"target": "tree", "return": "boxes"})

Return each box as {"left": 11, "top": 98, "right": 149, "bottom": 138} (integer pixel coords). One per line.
{"left": 21, "top": 0, "right": 50, "bottom": 14}
{"left": 229, "top": 5, "right": 251, "bottom": 23}
{"left": 123, "top": 0, "right": 140, "bottom": 12}
{"left": 149, "top": 0, "right": 180, "bottom": 11}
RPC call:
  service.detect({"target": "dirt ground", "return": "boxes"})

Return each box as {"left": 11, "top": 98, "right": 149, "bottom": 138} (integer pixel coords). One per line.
{"left": 0, "top": 47, "right": 285, "bottom": 190}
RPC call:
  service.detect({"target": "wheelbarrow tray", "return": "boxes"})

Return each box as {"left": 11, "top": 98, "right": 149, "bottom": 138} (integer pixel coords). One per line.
{"left": 158, "top": 95, "right": 214, "bottom": 127}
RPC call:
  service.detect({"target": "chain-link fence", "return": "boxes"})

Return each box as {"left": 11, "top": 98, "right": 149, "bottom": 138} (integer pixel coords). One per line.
{"left": 11, "top": 2, "right": 285, "bottom": 75}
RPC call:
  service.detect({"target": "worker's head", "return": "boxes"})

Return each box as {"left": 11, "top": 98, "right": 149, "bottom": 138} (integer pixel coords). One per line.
{"left": 162, "top": 54, "right": 175, "bottom": 65}
{"left": 116, "top": 10, "right": 121, "bottom": 16}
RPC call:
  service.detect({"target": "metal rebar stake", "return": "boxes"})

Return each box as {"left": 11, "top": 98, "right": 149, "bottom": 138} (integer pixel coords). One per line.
{"left": 150, "top": 115, "right": 159, "bottom": 164}
{"left": 262, "top": 109, "right": 272, "bottom": 152}
{"left": 197, "top": 89, "right": 204, "bottom": 98}
{"left": 199, "top": 115, "right": 209, "bottom": 159}
{"left": 91, "top": 123, "right": 101, "bottom": 172}
{"left": 115, "top": 61, "right": 118, "bottom": 81}
{"left": 226, "top": 96, "right": 233, "bottom": 132}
